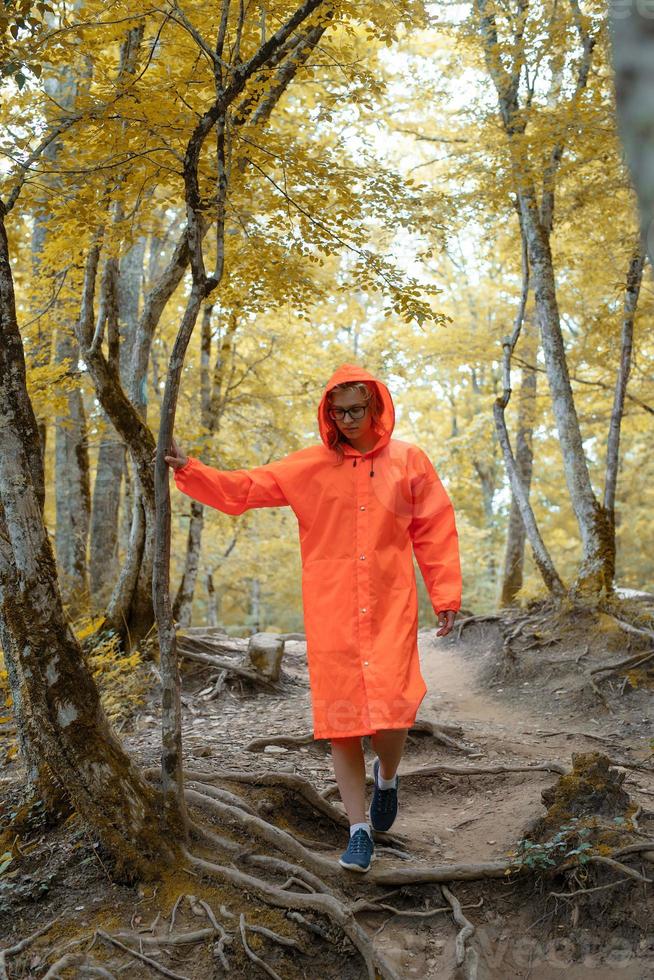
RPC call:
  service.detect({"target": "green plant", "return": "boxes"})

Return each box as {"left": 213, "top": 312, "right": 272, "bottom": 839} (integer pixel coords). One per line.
{"left": 507, "top": 817, "right": 595, "bottom": 872}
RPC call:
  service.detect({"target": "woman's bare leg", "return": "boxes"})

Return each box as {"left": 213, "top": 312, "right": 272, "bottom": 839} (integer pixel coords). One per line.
{"left": 370, "top": 727, "right": 408, "bottom": 780}
{"left": 330, "top": 736, "right": 366, "bottom": 825}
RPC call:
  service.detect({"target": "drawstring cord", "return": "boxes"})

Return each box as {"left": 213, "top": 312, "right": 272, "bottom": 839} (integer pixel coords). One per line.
{"left": 352, "top": 455, "right": 376, "bottom": 477}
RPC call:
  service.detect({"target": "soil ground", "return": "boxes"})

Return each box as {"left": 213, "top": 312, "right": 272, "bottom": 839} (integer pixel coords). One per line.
{"left": 1, "top": 608, "right": 653, "bottom": 979}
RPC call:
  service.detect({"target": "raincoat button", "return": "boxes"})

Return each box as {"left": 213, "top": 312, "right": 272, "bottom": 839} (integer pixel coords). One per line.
{"left": 363, "top": 661, "right": 369, "bottom": 666}
{"left": 360, "top": 505, "right": 366, "bottom": 511}
{"left": 361, "top": 607, "right": 367, "bottom": 613}
{"left": 359, "top": 554, "right": 366, "bottom": 560}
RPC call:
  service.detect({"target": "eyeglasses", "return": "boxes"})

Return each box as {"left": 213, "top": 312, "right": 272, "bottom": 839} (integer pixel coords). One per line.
{"left": 328, "top": 404, "right": 369, "bottom": 421}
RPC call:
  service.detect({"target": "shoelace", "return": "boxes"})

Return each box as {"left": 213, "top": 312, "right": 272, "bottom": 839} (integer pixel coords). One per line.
{"left": 348, "top": 830, "right": 372, "bottom": 853}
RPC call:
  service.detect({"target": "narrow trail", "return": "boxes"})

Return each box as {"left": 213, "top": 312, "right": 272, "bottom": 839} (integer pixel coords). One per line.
{"left": 2, "top": 620, "right": 652, "bottom": 979}
{"left": 143, "top": 622, "right": 652, "bottom": 979}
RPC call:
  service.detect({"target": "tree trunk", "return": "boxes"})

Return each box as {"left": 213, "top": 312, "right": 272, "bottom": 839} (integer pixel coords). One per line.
{"left": 74, "top": 241, "right": 158, "bottom": 651}
{"left": 492, "top": 210, "right": 565, "bottom": 598}
{"left": 472, "top": 458, "right": 497, "bottom": 585}
{"left": 519, "top": 192, "right": 613, "bottom": 598}
{"left": 204, "top": 532, "right": 239, "bottom": 629}
{"left": 609, "top": 5, "right": 654, "bottom": 271}
{"left": 172, "top": 305, "right": 239, "bottom": 622}
{"left": 0, "top": 209, "right": 172, "bottom": 876}
{"left": 0, "top": 612, "right": 63, "bottom": 813}
{"left": 206, "top": 572, "right": 221, "bottom": 627}
{"left": 168, "top": 14, "right": 330, "bottom": 627}
{"left": 603, "top": 245, "right": 645, "bottom": 583}
{"left": 105, "top": 480, "right": 147, "bottom": 643}
{"left": 250, "top": 578, "right": 262, "bottom": 633}
{"left": 247, "top": 632, "right": 285, "bottom": 681}
{"left": 89, "top": 238, "right": 145, "bottom": 610}
{"left": 89, "top": 429, "right": 125, "bottom": 609}
{"left": 500, "top": 315, "right": 538, "bottom": 605}
{"left": 54, "top": 328, "right": 91, "bottom": 616}
{"left": 474, "top": 0, "right": 612, "bottom": 601}
{"left": 173, "top": 500, "right": 204, "bottom": 626}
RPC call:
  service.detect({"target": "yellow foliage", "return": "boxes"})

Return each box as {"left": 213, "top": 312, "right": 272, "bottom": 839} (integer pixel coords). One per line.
{"left": 73, "top": 616, "right": 149, "bottom": 725}
{"left": 0, "top": 616, "right": 148, "bottom": 735}
{"left": 2, "top": 0, "right": 651, "bottom": 631}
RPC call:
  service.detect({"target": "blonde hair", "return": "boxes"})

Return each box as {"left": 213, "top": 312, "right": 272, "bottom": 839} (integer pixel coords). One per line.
{"left": 325, "top": 381, "right": 386, "bottom": 463}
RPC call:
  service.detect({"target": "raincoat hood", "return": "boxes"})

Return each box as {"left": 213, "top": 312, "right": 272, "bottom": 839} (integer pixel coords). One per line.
{"left": 318, "top": 363, "right": 395, "bottom": 458}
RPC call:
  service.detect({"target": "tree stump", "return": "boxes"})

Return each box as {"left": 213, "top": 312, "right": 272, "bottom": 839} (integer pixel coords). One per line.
{"left": 247, "top": 632, "right": 285, "bottom": 682}
{"left": 530, "top": 751, "right": 633, "bottom": 844}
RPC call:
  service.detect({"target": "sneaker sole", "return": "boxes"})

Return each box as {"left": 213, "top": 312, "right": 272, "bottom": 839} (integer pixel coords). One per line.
{"left": 338, "top": 853, "right": 375, "bottom": 872}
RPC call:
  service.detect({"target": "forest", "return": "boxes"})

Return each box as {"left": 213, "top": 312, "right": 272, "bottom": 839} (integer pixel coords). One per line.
{"left": 1, "top": 0, "right": 653, "bottom": 978}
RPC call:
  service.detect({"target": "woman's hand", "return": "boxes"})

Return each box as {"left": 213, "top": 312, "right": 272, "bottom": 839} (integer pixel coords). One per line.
{"left": 151, "top": 436, "right": 188, "bottom": 471}
{"left": 436, "top": 610, "right": 456, "bottom": 637}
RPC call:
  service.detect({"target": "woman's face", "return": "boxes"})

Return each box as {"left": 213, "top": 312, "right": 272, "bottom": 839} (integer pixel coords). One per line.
{"left": 329, "top": 388, "right": 375, "bottom": 442}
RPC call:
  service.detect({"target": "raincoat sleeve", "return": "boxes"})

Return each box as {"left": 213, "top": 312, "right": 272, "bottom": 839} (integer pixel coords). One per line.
{"left": 173, "top": 455, "right": 289, "bottom": 515}
{"left": 408, "top": 448, "right": 462, "bottom": 614}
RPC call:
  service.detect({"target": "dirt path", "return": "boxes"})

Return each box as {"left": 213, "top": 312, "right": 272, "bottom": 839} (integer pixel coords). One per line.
{"left": 152, "top": 624, "right": 652, "bottom": 979}
{"left": 2, "top": 621, "right": 652, "bottom": 979}
{"left": 393, "top": 627, "right": 654, "bottom": 979}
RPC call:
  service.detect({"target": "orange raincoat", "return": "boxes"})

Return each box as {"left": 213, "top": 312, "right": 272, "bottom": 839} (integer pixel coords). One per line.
{"left": 173, "top": 364, "right": 462, "bottom": 740}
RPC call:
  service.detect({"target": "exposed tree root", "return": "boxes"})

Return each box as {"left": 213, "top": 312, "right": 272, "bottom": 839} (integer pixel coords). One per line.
{"left": 9, "top": 816, "right": 653, "bottom": 980}
{"left": 185, "top": 777, "right": 406, "bottom": 851}
{"left": 42, "top": 953, "right": 117, "bottom": 979}
{"left": 500, "top": 615, "right": 563, "bottom": 662}
{"left": 520, "top": 727, "right": 625, "bottom": 745}
{"left": 611, "top": 617, "right": 654, "bottom": 643}
{"left": 585, "top": 854, "right": 651, "bottom": 883}
{"left": 442, "top": 883, "right": 479, "bottom": 980}
{"left": 372, "top": 858, "right": 515, "bottom": 885}
{"left": 237, "top": 852, "right": 337, "bottom": 895}
{"left": 320, "top": 759, "right": 569, "bottom": 800}
{"left": 410, "top": 718, "right": 466, "bottom": 738}
{"left": 407, "top": 718, "right": 473, "bottom": 753}
{"left": 290, "top": 829, "right": 338, "bottom": 851}
{"left": 549, "top": 876, "right": 635, "bottom": 899}
{"left": 455, "top": 614, "right": 501, "bottom": 639}
{"left": 612, "top": 841, "right": 654, "bottom": 862}
{"left": 176, "top": 631, "right": 246, "bottom": 654}
{"left": 188, "top": 816, "right": 337, "bottom": 898}
{"left": 198, "top": 669, "right": 228, "bottom": 701}
{"left": 183, "top": 847, "right": 403, "bottom": 980}
{"left": 178, "top": 766, "right": 350, "bottom": 828}
{"left": 185, "top": 779, "right": 257, "bottom": 815}
{"left": 587, "top": 673, "right": 615, "bottom": 711}
{"left": 398, "top": 760, "right": 569, "bottom": 780}
{"left": 238, "top": 911, "right": 305, "bottom": 980}
{"left": 93, "top": 930, "right": 192, "bottom": 979}
{"left": 589, "top": 648, "right": 654, "bottom": 677}
{"left": 246, "top": 732, "right": 321, "bottom": 751}
{"left": 177, "top": 646, "right": 280, "bottom": 691}
{"left": 188, "top": 816, "right": 241, "bottom": 854}
{"left": 351, "top": 890, "right": 483, "bottom": 923}
{"left": 12, "top": 748, "right": 653, "bottom": 980}
{"left": 184, "top": 787, "right": 340, "bottom": 877}
{"left": 370, "top": 840, "right": 654, "bottom": 886}
{"left": 245, "top": 717, "right": 472, "bottom": 755}
{"left": 0, "top": 915, "right": 61, "bottom": 980}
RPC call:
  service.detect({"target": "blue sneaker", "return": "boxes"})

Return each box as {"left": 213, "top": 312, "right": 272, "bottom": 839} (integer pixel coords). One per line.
{"left": 369, "top": 757, "right": 399, "bottom": 832}
{"left": 338, "top": 828, "right": 375, "bottom": 872}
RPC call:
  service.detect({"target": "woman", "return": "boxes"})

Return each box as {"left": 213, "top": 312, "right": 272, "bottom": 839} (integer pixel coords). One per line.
{"left": 163, "top": 363, "right": 462, "bottom": 872}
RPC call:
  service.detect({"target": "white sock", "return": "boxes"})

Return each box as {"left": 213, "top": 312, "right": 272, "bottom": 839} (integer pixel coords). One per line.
{"left": 350, "top": 822, "right": 372, "bottom": 839}
{"left": 376, "top": 760, "right": 398, "bottom": 789}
